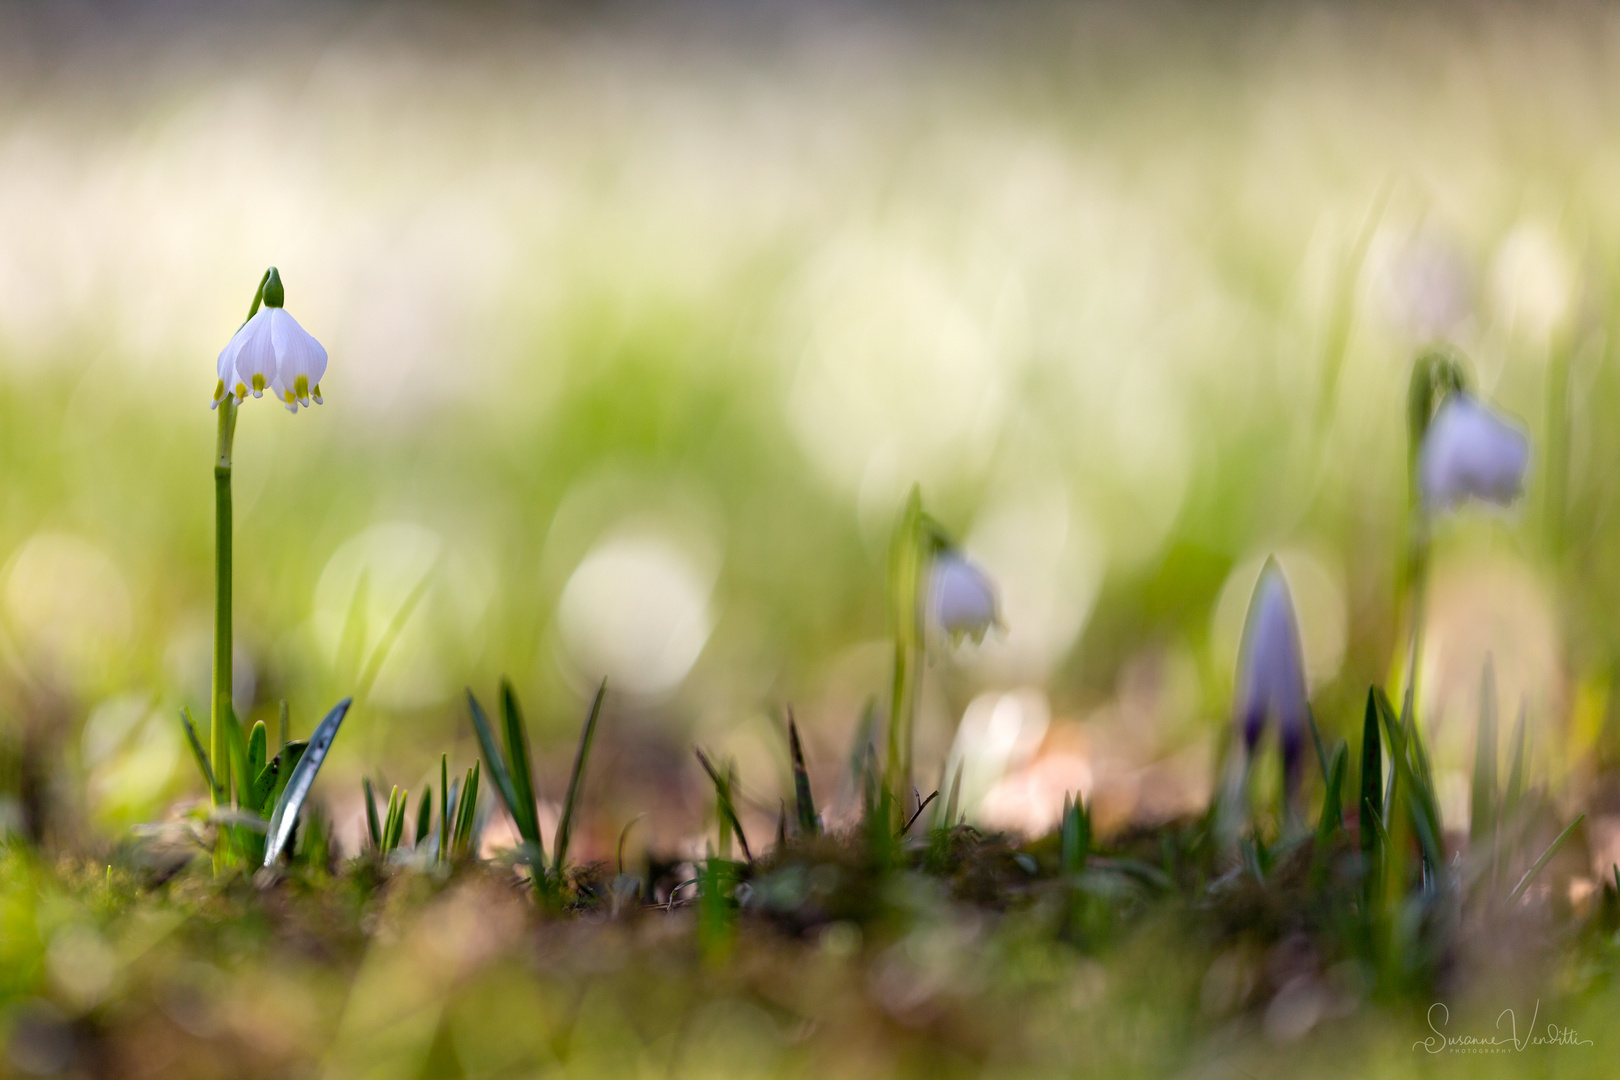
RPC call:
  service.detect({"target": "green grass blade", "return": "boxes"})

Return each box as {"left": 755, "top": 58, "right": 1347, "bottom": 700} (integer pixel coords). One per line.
{"left": 848, "top": 697, "right": 877, "bottom": 795}
{"left": 1507, "top": 814, "right": 1585, "bottom": 904}
{"left": 264, "top": 698, "right": 352, "bottom": 867}
{"left": 354, "top": 564, "right": 435, "bottom": 706}
{"left": 278, "top": 699, "right": 289, "bottom": 753}
{"left": 439, "top": 753, "right": 450, "bottom": 863}
{"left": 553, "top": 679, "right": 606, "bottom": 874}
{"left": 695, "top": 748, "right": 752, "bottom": 862}
{"left": 941, "top": 759, "right": 963, "bottom": 830}
{"left": 1359, "top": 689, "right": 1383, "bottom": 873}
{"left": 455, "top": 764, "right": 480, "bottom": 857}
{"left": 1305, "top": 706, "right": 1330, "bottom": 786}
{"left": 178, "top": 708, "right": 216, "bottom": 796}
{"left": 383, "top": 786, "right": 403, "bottom": 851}
{"left": 363, "top": 777, "right": 382, "bottom": 851}
{"left": 1364, "top": 797, "right": 1392, "bottom": 853}
{"left": 1061, "top": 793, "right": 1091, "bottom": 875}
{"left": 1378, "top": 704, "right": 1444, "bottom": 877}
{"left": 499, "top": 679, "right": 543, "bottom": 849}
{"left": 250, "top": 755, "right": 279, "bottom": 813}
{"left": 416, "top": 785, "right": 433, "bottom": 845}
{"left": 223, "top": 706, "right": 254, "bottom": 814}
{"left": 466, "top": 689, "right": 524, "bottom": 842}
{"left": 788, "top": 709, "right": 818, "bottom": 836}
{"left": 1317, "top": 742, "right": 1348, "bottom": 845}
{"left": 1504, "top": 704, "right": 1527, "bottom": 823}
{"left": 1373, "top": 687, "right": 1400, "bottom": 821}
{"left": 336, "top": 567, "right": 371, "bottom": 687}
{"left": 616, "top": 816, "right": 645, "bottom": 875}
{"left": 1406, "top": 710, "right": 1437, "bottom": 794}
{"left": 247, "top": 721, "right": 267, "bottom": 790}
{"left": 1471, "top": 657, "right": 1499, "bottom": 848}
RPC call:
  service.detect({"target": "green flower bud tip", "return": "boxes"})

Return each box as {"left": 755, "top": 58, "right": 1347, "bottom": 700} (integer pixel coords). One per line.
{"left": 262, "top": 267, "right": 285, "bottom": 308}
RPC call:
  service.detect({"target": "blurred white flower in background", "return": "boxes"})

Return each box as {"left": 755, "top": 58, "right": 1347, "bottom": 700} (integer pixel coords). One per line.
{"left": 556, "top": 532, "right": 717, "bottom": 698}
{"left": 1418, "top": 393, "right": 1530, "bottom": 512}
{"left": 929, "top": 550, "right": 1000, "bottom": 643}
{"left": 1491, "top": 223, "right": 1573, "bottom": 342}
{"left": 944, "top": 689, "right": 1051, "bottom": 825}
{"left": 1386, "top": 230, "right": 1472, "bottom": 342}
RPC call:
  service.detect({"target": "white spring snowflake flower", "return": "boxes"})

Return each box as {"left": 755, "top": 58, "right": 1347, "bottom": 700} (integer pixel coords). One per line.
{"left": 1233, "top": 560, "right": 1309, "bottom": 790}
{"left": 211, "top": 269, "right": 327, "bottom": 413}
{"left": 1418, "top": 393, "right": 1529, "bottom": 513}
{"left": 929, "top": 550, "right": 1000, "bottom": 643}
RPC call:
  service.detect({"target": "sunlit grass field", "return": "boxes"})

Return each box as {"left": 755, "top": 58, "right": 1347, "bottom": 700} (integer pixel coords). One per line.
{"left": 6, "top": 1, "right": 1620, "bottom": 1075}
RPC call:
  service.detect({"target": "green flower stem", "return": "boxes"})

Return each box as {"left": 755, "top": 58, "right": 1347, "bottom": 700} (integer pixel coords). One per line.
{"left": 212, "top": 397, "right": 238, "bottom": 808}
{"left": 884, "top": 488, "right": 925, "bottom": 827}
{"left": 1402, "top": 520, "right": 1430, "bottom": 719}
{"left": 209, "top": 269, "right": 271, "bottom": 871}
{"left": 1399, "top": 352, "right": 1460, "bottom": 721}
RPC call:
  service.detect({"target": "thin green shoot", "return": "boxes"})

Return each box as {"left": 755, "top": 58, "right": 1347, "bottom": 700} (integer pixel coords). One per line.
{"left": 787, "top": 708, "right": 818, "bottom": 836}
{"left": 553, "top": 679, "right": 607, "bottom": 874}
{"left": 1507, "top": 814, "right": 1585, "bottom": 904}
{"left": 364, "top": 778, "right": 382, "bottom": 851}
{"left": 695, "top": 748, "right": 752, "bottom": 862}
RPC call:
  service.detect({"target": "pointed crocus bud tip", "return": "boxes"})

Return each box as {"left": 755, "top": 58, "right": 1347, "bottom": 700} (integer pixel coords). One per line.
{"left": 1233, "top": 561, "right": 1309, "bottom": 762}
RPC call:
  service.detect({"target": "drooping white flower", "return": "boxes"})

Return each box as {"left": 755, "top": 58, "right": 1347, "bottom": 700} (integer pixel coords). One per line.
{"left": 1233, "top": 560, "right": 1309, "bottom": 788}
{"left": 1418, "top": 393, "right": 1529, "bottom": 512}
{"left": 211, "top": 269, "right": 327, "bottom": 413}
{"left": 929, "top": 550, "right": 1000, "bottom": 643}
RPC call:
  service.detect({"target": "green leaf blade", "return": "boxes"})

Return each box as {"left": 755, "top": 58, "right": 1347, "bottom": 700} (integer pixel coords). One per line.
{"left": 264, "top": 698, "right": 352, "bottom": 867}
{"left": 1471, "top": 659, "right": 1499, "bottom": 847}
{"left": 788, "top": 710, "right": 818, "bottom": 837}
{"left": 553, "top": 680, "right": 606, "bottom": 874}
{"left": 499, "top": 680, "right": 543, "bottom": 849}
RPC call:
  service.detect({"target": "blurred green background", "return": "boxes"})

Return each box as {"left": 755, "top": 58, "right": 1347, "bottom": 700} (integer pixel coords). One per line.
{"left": 2, "top": 0, "right": 1619, "bottom": 862}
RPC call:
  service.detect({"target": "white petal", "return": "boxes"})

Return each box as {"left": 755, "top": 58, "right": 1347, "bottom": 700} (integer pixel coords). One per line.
{"left": 227, "top": 309, "right": 276, "bottom": 398}
{"left": 216, "top": 325, "right": 246, "bottom": 383}
{"left": 269, "top": 308, "right": 328, "bottom": 404}
{"left": 930, "top": 552, "right": 999, "bottom": 641}
{"left": 1419, "top": 395, "right": 1530, "bottom": 511}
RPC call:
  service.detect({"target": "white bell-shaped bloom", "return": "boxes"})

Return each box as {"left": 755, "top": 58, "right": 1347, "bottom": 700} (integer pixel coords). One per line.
{"left": 215, "top": 308, "right": 278, "bottom": 404}
{"left": 929, "top": 550, "right": 1000, "bottom": 643}
{"left": 268, "top": 307, "right": 328, "bottom": 411}
{"left": 1418, "top": 393, "right": 1529, "bottom": 512}
{"left": 212, "top": 274, "right": 327, "bottom": 413}
{"left": 1233, "top": 560, "right": 1309, "bottom": 787}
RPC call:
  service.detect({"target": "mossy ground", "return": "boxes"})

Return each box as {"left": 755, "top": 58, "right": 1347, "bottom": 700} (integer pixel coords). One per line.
{"left": 3, "top": 813, "right": 1616, "bottom": 1079}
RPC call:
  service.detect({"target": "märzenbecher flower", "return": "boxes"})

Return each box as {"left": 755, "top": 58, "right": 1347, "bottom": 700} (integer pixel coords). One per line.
{"left": 929, "top": 550, "right": 1000, "bottom": 643}
{"left": 212, "top": 268, "right": 327, "bottom": 413}
{"left": 1417, "top": 393, "right": 1529, "bottom": 512}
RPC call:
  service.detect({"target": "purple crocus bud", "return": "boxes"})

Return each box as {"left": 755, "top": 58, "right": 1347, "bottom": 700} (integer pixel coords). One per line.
{"left": 1418, "top": 393, "right": 1529, "bottom": 513}
{"left": 929, "top": 550, "right": 1000, "bottom": 643}
{"left": 1233, "top": 561, "right": 1309, "bottom": 768}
